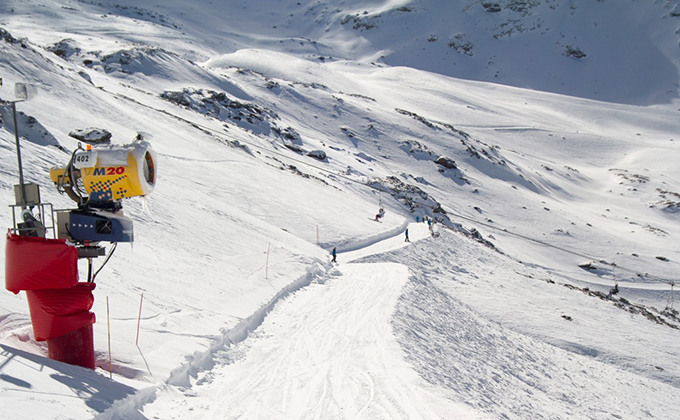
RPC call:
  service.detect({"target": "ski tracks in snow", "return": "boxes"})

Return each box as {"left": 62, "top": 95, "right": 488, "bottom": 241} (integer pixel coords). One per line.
{"left": 142, "top": 262, "right": 475, "bottom": 419}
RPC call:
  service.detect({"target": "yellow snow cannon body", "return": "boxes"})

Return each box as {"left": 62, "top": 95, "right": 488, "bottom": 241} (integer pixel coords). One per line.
{"left": 50, "top": 139, "right": 157, "bottom": 204}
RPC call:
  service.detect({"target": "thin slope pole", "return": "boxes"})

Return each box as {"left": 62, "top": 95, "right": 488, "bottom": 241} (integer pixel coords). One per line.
{"left": 107, "top": 297, "right": 112, "bottom": 379}
{"left": 136, "top": 293, "right": 144, "bottom": 346}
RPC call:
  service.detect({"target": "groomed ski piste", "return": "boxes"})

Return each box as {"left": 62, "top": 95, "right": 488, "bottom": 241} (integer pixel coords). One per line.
{"left": 140, "top": 223, "right": 481, "bottom": 420}
{"left": 123, "top": 223, "right": 680, "bottom": 420}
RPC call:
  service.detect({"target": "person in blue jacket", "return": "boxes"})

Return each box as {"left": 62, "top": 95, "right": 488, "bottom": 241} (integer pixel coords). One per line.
{"left": 331, "top": 247, "right": 337, "bottom": 263}
{"left": 404, "top": 229, "right": 410, "bottom": 242}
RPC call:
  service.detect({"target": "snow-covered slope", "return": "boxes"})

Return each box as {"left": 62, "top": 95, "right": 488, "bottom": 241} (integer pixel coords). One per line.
{"left": 1, "top": 1, "right": 679, "bottom": 419}
{"left": 327, "top": 0, "right": 680, "bottom": 105}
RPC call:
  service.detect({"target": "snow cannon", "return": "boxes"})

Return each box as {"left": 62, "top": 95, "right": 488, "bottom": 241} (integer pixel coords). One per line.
{"left": 48, "top": 137, "right": 157, "bottom": 246}
{"left": 49, "top": 139, "right": 157, "bottom": 205}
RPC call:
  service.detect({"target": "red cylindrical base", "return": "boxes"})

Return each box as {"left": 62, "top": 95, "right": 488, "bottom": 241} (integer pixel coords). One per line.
{"left": 47, "top": 324, "right": 95, "bottom": 369}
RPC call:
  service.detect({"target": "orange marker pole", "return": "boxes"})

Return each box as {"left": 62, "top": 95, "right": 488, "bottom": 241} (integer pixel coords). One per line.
{"left": 107, "top": 296, "right": 112, "bottom": 379}
{"left": 136, "top": 293, "right": 144, "bottom": 346}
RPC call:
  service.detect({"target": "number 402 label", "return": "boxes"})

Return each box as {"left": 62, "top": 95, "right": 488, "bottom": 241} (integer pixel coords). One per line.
{"left": 73, "top": 150, "right": 98, "bottom": 169}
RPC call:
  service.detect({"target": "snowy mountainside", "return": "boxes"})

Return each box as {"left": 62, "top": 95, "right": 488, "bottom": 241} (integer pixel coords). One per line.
{"left": 6, "top": 0, "right": 680, "bottom": 105}
{"left": 1, "top": 0, "right": 680, "bottom": 419}
{"left": 368, "top": 230, "right": 680, "bottom": 419}
{"left": 333, "top": 0, "right": 680, "bottom": 105}
{"left": 35, "top": 0, "right": 678, "bottom": 106}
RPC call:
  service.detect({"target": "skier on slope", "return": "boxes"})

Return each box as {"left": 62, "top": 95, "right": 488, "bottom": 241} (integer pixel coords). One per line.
{"left": 404, "top": 229, "right": 410, "bottom": 242}
{"left": 331, "top": 247, "right": 337, "bottom": 263}
{"left": 374, "top": 205, "right": 385, "bottom": 221}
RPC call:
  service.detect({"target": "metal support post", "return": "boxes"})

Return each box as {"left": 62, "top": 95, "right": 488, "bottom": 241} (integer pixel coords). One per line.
{"left": 11, "top": 101, "right": 27, "bottom": 208}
